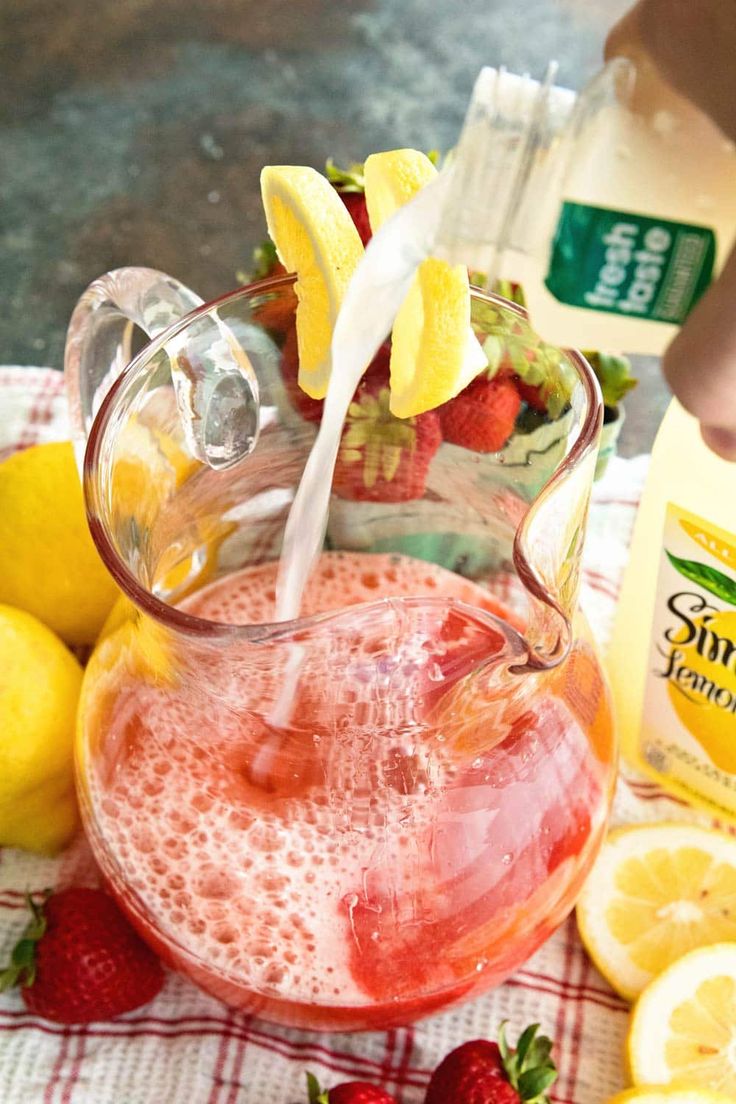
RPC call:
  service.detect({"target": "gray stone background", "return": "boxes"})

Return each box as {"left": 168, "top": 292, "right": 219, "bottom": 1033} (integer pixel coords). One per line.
{"left": 1, "top": 0, "right": 666, "bottom": 451}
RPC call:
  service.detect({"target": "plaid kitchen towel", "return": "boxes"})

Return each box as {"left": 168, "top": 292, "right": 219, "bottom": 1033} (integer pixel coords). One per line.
{"left": 0, "top": 366, "right": 717, "bottom": 1104}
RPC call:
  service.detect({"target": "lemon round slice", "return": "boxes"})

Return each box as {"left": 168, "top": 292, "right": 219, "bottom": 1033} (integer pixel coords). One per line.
{"left": 260, "top": 165, "right": 364, "bottom": 398}
{"left": 576, "top": 823, "right": 736, "bottom": 1000}
{"left": 628, "top": 943, "right": 736, "bottom": 1095}
{"left": 363, "top": 149, "right": 483, "bottom": 418}
{"left": 608, "top": 1088, "right": 736, "bottom": 1104}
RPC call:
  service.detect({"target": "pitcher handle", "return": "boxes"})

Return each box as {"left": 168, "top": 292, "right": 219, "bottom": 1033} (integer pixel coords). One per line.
{"left": 64, "top": 266, "right": 260, "bottom": 472}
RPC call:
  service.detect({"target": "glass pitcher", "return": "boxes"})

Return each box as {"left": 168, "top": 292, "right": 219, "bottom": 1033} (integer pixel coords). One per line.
{"left": 65, "top": 267, "right": 615, "bottom": 1032}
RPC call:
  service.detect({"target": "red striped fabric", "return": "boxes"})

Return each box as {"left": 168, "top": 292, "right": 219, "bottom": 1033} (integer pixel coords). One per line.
{"left": 0, "top": 368, "right": 710, "bottom": 1104}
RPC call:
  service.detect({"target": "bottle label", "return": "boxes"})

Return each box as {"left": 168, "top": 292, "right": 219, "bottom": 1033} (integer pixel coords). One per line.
{"left": 545, "top": 202, "right": 716, "bottom": 324}
{"left": 640, "top": 504, "right": 736, "bottom": 816}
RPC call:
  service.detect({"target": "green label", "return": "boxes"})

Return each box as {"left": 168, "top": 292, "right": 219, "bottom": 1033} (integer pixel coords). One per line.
{"left": 545, "top": 202, "right": 716, "bottom": 324}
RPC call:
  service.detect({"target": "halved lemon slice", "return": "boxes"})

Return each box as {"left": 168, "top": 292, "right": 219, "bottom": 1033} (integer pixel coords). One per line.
{"left": 364, "top": 147, "right": 438, "bottom": 228}
{"left": 576, "top": 823, "right": 736, "bottom": 1000}
{"left": 628, "top": 943, "right": 736, "bottom": 1095}
{"left": 608, "top": 1088, "right": 736, "bottom": 1104}
{"left": 363, "top": 149, "right": 485, "bottom": 418}
{"left": 260, "top": 165, "right": 364, "bottom": 398}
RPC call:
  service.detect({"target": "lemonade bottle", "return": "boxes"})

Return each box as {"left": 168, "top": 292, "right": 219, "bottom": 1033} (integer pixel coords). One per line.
{"left": 436, "top": 58, "right": 736, "bottom": 355}
{"left": 430, "top": 47, "right": 736, "bottom": 818}
{"left": 607, "top": 400, "right": 736, "bottom": 820}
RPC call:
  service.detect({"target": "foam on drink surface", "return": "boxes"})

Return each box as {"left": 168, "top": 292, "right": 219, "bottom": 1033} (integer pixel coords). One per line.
{"left": 90, "top": 553, "right": 511, "bottom": 1007}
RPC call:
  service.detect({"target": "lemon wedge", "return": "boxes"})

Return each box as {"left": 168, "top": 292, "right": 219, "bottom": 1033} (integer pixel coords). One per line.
{"left": 363, "top": 149, "right": 485, "bottom": 418}
{"left": 608, "top": 1088, "right": 736, "bottom": 1104}
{"left": 260, "top": 165, "right": 364, "bottom": 398}
{"left": 576, "top": 823, "right": 736, "bottom": 1001}
{"left": 628, "top": 943, "right": 736, "bottom": 1095}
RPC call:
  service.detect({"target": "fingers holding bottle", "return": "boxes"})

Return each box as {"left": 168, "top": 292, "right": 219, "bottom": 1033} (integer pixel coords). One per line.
{"left": 660, "top": 243, "right": 736, "bottom": 461}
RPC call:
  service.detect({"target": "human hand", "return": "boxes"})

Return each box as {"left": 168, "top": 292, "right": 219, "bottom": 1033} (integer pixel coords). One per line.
{"left": 606, "top": 0, "right": 736, "bottom": 459}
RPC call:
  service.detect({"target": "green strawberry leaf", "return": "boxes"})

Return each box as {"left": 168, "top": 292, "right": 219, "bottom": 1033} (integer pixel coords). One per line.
{"left": 666, "top": 551, "right": 736, "bottom": 606}
{"left": 518, "top": 1066, "right": 558, "bottom": 1101}
{"left": 493, "top": 279, "right": 527, "bottom": 308}
{"left": 525, "top": 1035, "right": 553, "bottom": 1068}
{"left": 498, "top": 1020, "right": 511, "bottom": 1064}
{"left": 325, "top": 157, "right": 365, "bottom": 193}
{"left": 498, "top": 1021, "right": 557, "bottom": 1104}
{"left": 583, "top": 350, "right": 637, "bottom": 408}
{"left": 0, "top": 891, "right": 49, "bottom": 992}
{"left": 306, "top": 1071, "right": 329, "bottom": 1103}
{"left": 514, "top": 1023, "right": 540, "bottom": 1069}
{"left": 252, "top": 239, "right": 279, "bottom": 280}
{"left": 482, "top": 334, "right": 504, "bottom": 378}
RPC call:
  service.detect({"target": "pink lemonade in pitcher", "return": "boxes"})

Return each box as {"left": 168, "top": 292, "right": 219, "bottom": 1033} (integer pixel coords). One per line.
{"left": 69, "top": 145, "right": 615, "bottom": 1034}
{"left": 84, "top": 550, "right": 613, "bottom": 1031}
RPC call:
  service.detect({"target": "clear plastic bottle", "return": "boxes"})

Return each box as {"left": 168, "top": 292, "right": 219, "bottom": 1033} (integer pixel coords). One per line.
{"left": 434, "top": 54, "right": 736, "bottom": 817}
{"left": 436, "top": 56, "right": 736, "bottom": 354}
{"left": 606, "top": 400, "right": 736, "bottom": 821}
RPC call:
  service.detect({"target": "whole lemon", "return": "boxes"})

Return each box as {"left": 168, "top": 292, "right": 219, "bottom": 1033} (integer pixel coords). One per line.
{"left": 0, "top": 604, "right": 83, "bottom": 853}
{"left": 0, "top": 441, "right": 118, "bottom": 645}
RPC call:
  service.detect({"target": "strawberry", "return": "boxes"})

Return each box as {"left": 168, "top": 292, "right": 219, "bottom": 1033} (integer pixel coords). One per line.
{"left": 339, "top": 191, "right": 372, "bottom": 246}
{"left": 439, "top": 373, "right": 521, "bottom": 453}
{"left": 425, "top": 1022, "right": 557, "bottom": 1104}
{"left": 307, "top": 1073, "right": 397, "bottom": 1104}
{"left": 279, "top": 334, "right": 393, "bottom": 427}
{"left": 325, "top": 158, "right": 372, "bottom": 245}
{"left": 0, "top": 888, "right": 164, "bottom": 1024}
{"left": 333, "top": 375, "right": 442, "bottom": 502}
{"left": 515, "top": 377, "right": 549, "bottom": 413}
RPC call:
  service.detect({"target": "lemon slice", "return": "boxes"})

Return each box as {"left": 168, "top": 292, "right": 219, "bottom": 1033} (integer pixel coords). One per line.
{"left": 364, "top": 147, "right": 438, "bottom": 228}
{"left": 260, "top": 165, "right": 364, "bottom": 398}
{"left": 576, "top": 823, "right": 736, "bottom": 1000}
{"left": 608, "top": 1088, "right": 736, "bottom": 1104}
{"left": 363, "top": 149, "right": 485, "bottom": 418}
{"left": 628, "top": 943, "right": 736, "bottom": 1095}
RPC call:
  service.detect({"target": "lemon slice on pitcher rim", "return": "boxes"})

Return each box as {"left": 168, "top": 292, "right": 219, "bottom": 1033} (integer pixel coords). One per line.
{"left": 260, "top": 165, "right": 364, "bottom": 398}
{"left": 576, "top": 823, "right": 736, "bottom": 1000}
{"left": 627, "top": 943, "right": 736, "bottom": 1096}
{"left": 363, "top": 148, "right": 485, "bottom": 419}
{"left": 608, "top": 1088, "right": 736, "bottom": 1104}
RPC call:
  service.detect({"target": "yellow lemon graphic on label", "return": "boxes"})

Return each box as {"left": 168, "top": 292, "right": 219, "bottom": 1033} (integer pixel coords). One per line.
{"left": 666, "top": 608, "right": 736, "bottom": 772}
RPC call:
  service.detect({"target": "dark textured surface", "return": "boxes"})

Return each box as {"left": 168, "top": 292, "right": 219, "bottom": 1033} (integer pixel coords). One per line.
{"left": 1, "top": 0, "right": 667, "bottom": 452}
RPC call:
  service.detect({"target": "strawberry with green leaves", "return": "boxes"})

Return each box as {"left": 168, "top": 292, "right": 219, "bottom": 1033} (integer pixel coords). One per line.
{"left": 424, "top": 1022, "right": 558, "bottom": 1104}
{"left": 0, "top": 888, "right": 164, "bottom": 1024}
{"left": 334, "top": 374, "right": 442, "bottom": 502}
{"left": 306, "top": 1073, "right": 397, "bottom": 1104}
